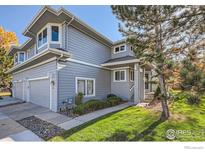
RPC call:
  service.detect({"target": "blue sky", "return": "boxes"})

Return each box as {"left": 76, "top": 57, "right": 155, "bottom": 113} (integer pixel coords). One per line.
{"left": 0, "top": 5, "right": 123, "bottom": 44}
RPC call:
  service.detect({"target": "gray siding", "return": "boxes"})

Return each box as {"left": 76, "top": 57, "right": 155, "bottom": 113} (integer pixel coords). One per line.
{"left": 65, "top": 26, "right": 111, "bottom": 65}
{"left": 111, "top": 68, "right": 131, "bottom": 100}
{"left": 50, "top": 43, "right": 61, "bottom": 49}
{"left": 57, "top": 61, "right": 111, "bottom": 109}
{"left": 27, "top": 45, "right": 36, "bottom": 59}
{"left": 13, "top": 60, "right": 57, "bottom": 81}
{"left": 111, "top": 44, "right": 134, "bottom": 59}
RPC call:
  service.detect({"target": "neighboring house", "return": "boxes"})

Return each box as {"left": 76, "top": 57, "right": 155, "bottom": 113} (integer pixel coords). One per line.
{"left": 7, "top": 6, "right": 155, "bottom": 112}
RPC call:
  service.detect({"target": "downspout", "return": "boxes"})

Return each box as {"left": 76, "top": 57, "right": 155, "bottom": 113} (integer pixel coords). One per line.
{"left": 63, "top": 16, "right": 74, "bottom": 51}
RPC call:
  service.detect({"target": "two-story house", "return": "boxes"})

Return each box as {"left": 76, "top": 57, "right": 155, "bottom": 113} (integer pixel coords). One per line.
{"left": 7, "top": 6, "right": 154, "bottom": 112}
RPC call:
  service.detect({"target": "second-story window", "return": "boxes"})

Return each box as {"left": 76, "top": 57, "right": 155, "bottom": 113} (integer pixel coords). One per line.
{"left": 51, "top": 26, "right": 59, "bottom": 42}
{"left": 38, "top": 28, "right": 47, "bottom": 48}
{"left": 19, "top": 52, "right": 25, "bottom": 62}
{"left": 114, "top": 45, "right": 126, "bottom": 54}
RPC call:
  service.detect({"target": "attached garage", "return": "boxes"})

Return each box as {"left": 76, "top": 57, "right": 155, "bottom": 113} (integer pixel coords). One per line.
{"left": 14, "top": 81, "right": 24, "bottom": 100}
{"left": 29, "top": 77, "right": 50, "bottom": 109}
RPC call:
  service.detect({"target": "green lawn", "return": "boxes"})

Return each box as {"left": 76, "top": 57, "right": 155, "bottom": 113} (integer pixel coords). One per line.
{"left": 50, "top": 93, "right": 205, "bottom": 141}
{"left": 0, "top": 92, "right": 11, "bottom": 97}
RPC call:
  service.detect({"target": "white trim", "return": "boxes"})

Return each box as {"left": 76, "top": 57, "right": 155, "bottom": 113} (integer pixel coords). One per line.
{"left": 49, "top": 75, "right": 52, "bottom": 110}
{"left": 28, "top": 76, "right": 49, "bottom": 81}
{"left": 113, "top": 44, "right": 126, "bottom": 54}
{"left": 75, "top": 77, "right": 96, "bottom": 97}
{"left": 67, "top": 58, "right": 112, "bottom": 70}
{"left": 12, "top": 57, "right": 57, "bottom": 75}
{"left": 101, "top": 59, "right": 140, "bottom": 67}
{"left": 113, "top": 69, "right": 127, "bottom": 82}
{"left": 50, "top": 23, "right": 62, "bottom": 46}
{"left": 112, "top": 66, "right": 130, "bottom": 70}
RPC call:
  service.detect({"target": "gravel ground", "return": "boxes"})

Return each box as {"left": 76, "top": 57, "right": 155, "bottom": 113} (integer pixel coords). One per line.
{"left": 17, "top": 116, "right": 65, "bottom": 140}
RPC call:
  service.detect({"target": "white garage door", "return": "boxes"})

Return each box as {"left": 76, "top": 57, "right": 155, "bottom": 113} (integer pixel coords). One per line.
{"left": 29, "top": 78, "right": 50, "bottom": 108}
{"left": 15, "top": 82, "right": 23, "bottom": 100}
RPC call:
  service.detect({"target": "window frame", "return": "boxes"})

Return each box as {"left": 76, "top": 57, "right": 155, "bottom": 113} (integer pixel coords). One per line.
{"left": 51, "top": 25, "right": 60, "bottom": 42}
{"left": 113, "top": 44, "right": 126, "bottom": 54}
{"left": 37, "top": 27, "right": 48, "bottom": 49}
{"left": 113, "top": 69, "right": 126, "bottom": 82}
{"left": 130, "top": 69, "right": 134, "bottom": 82}
{"left": 75, "top": 77, "right": 96, "bottom": 97}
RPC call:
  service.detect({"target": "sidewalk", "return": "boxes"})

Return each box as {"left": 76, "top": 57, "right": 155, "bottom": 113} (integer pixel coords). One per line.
{"left": 58, "top": 102, "right": 132, "bottom": 130}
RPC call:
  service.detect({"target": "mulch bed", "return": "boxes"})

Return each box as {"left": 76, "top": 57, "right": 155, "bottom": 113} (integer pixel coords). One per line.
{"left": 17, "top": 116, "right": 65, "bottom": 140}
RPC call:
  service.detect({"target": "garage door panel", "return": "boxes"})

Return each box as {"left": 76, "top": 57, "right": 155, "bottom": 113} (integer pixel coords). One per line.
{"left": 29, "top": 79, "right": 50, "bottom": 108}
{"left": 15, "top": 82, "right": 23, "bottom": 99}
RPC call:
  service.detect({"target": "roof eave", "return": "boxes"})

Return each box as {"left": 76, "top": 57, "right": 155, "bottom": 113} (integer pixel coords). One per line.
{"left": 6, "top": 48, "right": 71, "bottom": 74}
{"left": 101, "top": 59, "right": 140, "bottom": 67}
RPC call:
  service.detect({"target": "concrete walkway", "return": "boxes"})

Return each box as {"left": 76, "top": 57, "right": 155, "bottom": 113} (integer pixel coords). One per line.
{"left": 0, "top": 102, "right": 131, "bottom": 141}
{"left": 58, "top": 102, "right": 132, "bottom": 130}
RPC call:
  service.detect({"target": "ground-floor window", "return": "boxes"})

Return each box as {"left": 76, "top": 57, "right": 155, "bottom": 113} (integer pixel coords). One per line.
{"left": 113, "top": 70, "right": 126, "bottom": 82}
{"left": 130, "top": 70, "right": 134, "bottom": 81}
{"left": 76, "top": 77, "right": 95, "bottom": 97}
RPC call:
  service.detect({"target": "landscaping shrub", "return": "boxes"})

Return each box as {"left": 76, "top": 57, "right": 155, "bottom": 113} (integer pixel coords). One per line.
{"left": 106, "top": 96, "right": 122, "bottom": 106}
{"left": 187, "top": 94, "right": 201, "bottom": 105}
{"left": 107, "top": 93, "right": 117, "bottom": 98}
{"left": 75, "top": 92, "right": 83, "bottom": 105}
{"left": 73, "top": 96, "right": 123, "bottom": 115}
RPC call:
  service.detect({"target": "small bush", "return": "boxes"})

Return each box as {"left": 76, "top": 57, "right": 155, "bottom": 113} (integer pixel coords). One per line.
{"left": 73, "top": 96, "right": 123, "bottom": 115}
{"left": 75, "top": 92, "right": 83, "bottom": 105}
{"left": 107, "top": 94, "right": 117, "bottom": 98}
{"left": 106, "top": 96, "right": 122, "bottom": 106}
{"left": 187, "top": 94, "right": 201, "bottom": 105}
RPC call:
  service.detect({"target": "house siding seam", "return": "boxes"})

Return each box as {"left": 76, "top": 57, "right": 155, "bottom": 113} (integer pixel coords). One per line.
{"left": 57, "top": 61, "right": 111, "bottom": 110}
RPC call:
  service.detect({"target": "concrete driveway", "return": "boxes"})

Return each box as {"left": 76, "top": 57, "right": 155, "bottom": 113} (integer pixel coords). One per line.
{"left": 0, "top": 96, "right": 23, "bottom": 107}
{"left": 0, "top": 102, "right": 70, "bottom": 141}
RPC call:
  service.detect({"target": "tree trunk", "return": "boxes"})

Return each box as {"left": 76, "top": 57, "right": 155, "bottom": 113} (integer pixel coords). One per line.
{"left": 159, "top": 74, "right": 170, "bottom": 120}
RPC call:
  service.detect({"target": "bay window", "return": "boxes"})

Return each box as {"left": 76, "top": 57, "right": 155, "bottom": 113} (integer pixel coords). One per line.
{"left": 37, "top": 28, "right": 47, "bottom": 48}
{"left": 76, "top": 77, "right": 95, "bottom": 97}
